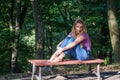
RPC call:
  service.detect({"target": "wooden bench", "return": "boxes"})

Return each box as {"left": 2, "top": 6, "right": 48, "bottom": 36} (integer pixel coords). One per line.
{"left": 28, "top": 59, "right": 104, "bottom": 80}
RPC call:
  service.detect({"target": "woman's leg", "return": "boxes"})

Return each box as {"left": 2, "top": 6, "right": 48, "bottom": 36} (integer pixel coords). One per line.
{"left": 52, "top": 52, "right": 65, "bottom": 62}
{"left": 71, "top": 44, "right": 89, "bottom": 60}
{"left": 49, "top": 37, "right": 75, "bottom": 62}
{"left": 49, "top": 49, "right": 61, "bottom": 61}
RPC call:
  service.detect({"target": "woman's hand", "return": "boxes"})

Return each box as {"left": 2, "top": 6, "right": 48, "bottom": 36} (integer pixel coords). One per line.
{"left": 57, "top": 47, "right": 64, "bottom": 54}
{"left": 56, "top": 46, "right": 61, "bottom": 49}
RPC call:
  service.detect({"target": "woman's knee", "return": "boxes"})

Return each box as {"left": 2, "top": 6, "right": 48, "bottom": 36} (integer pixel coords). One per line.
{"left": 60, "top": 37, "right": 75, "bottom": 48}
{"left": 59, "top": 52, "right": 65, "bottom": 57}
{"left": 68, "top": 37, "right": 75, "bottom": 42}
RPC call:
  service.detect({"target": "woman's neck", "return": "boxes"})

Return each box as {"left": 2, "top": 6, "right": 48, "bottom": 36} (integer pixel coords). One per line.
{"left": 75, "top": 31, "right": 84, "bottom": 38}
{"left": 78, "top": 31, "right": 84, "bottom": 35}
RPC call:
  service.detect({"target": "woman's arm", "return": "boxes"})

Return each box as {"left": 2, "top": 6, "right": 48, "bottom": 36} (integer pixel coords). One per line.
{"left": 57, "top": 35, "right": 85, "bottom": 54}
{"left": 56, "top": 32, "right": 72, "bottom": 49}
{"left": 63, "top": 35, "right": 85, "bottom": 51}
{"left": 56, "top": 35, "right": 85, "bottom": 54}
{"left": 56, "top": 40, "right": 64, "bottom": 49}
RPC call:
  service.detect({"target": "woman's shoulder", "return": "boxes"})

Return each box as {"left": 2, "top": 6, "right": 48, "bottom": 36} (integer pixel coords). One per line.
{"left": 81, "top": 32, "right": 88, "bottom": 36}
{"left": 68, "top": 32, "right": 73, "bottom": 37}
{"left": 81, "top": 32, "right": 90, "bottom": 39}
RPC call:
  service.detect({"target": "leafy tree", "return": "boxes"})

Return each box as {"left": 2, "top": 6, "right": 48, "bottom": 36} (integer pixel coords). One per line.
{"left": 31, "top": 0, "right": 44, "bottom": 59}
{"left": 107, "top": 0, "right": 120, "bottom": 62}
{"left": 0, "top": 0, "right": 120, "bottom": 74}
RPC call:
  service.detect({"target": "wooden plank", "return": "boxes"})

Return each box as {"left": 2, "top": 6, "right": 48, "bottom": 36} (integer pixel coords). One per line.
{"left": 28, "top": 59, "right": 104, "bottom": 67}
{"left": 29, "top": 59, "right": 104, "bottom": 80}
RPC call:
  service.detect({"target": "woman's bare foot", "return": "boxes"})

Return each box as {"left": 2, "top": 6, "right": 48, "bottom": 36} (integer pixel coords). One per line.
{"left": 47, "top": 59, "right": 54, "bottom": 62}
{"left": 50, "top": 52, "right": 65, "bottom": 62}
{"left": 52, "top": 57, "right": 63, "bottom": 62}
{"left": 47, "top": 58, "right": 61, "bottom": 62}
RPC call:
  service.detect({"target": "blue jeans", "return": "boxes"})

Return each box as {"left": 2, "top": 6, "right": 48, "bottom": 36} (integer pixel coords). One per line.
{"left": 60, "top": 37, "right": 89, "bottom": 61}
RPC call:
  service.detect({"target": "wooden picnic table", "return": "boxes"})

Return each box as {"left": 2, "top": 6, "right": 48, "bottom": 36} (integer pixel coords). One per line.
{"left": 28, "top": 59, "right": 104, "bottom": 80}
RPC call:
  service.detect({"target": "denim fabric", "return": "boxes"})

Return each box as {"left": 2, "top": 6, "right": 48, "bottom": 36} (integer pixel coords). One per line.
{"left": 59, "top": 37, "right": 89, "bottom": 61}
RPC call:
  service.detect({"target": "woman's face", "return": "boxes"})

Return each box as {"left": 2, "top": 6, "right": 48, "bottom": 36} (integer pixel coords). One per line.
{"left": 75, "top": 23, "right": 83, "bottom": 34}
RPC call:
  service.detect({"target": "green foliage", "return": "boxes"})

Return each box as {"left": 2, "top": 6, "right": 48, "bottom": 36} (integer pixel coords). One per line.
{"left": 0, "top": 0, "right": 120, "bottom": 74}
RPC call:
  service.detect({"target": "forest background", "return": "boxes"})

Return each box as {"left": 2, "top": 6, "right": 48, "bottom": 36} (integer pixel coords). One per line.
{"left": 0, "top": 0, "right": 120, "bottom": 74}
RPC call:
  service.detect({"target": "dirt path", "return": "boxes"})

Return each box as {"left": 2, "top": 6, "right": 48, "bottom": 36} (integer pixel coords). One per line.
{"left": 0, "top": 71, "right": 120, "bottom": 80}
{"left": 0, "top": 64, "right": 120, "bottom": 80}
{"left": 42, "top": 71, "right": 120, "bottom": 80}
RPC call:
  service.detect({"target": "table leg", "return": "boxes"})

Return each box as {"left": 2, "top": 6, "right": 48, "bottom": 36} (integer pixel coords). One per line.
{"left": 38, "top": 67, "right": 42, "bottom": 80}
{"left": 31, "top": 64, "right": 35, "bottom": 80}
{"left": 97, "top": 64, "right": 100, "bottom": 80}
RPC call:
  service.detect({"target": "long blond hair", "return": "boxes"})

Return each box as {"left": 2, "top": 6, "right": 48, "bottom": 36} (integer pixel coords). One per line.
{"left": 71, "top": 19, "right": 86, "bottom": 37}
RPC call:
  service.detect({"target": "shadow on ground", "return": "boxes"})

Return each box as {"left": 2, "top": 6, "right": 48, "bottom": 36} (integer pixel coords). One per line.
{"left": 43, "top": 71, "right": 120, "bottom": 80}
{"left": 0, "top": 71, "right": 120, "bottom": 80}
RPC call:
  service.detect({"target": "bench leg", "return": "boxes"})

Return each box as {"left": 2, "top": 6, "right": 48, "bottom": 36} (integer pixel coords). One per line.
{"left": 31, "top": 64, "right": 35, "bottom": 80}
{"left": 88, "top": 64, "right": 92, "bottom": 75}
{"left": 38, "top": 67, "right": 42, "bottom": 80}
{"left": 31, "top": 64, "right": 42, "bottom": 80}
{"left": 97, "top": 64, "right": 100, "bottom": 80}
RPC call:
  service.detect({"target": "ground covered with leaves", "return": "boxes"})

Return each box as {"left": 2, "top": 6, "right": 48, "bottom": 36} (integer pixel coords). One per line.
{"left": 0, "top": 63, "right": 120, "bottom": 80}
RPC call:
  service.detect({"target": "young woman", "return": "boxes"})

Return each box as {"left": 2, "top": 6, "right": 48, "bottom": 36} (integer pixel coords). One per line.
{"left": 49, "top": 19, "right": 91, "bottom": 62}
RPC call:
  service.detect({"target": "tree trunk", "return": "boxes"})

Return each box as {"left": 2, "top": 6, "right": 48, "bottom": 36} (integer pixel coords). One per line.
{"left": 9, "top": 0, "right": 14, "bottom": 73}
{"left": 10, "top": 0, "right": 21, "bottom": 73}
{"left": 12, "top": 0, "right": 21, "bottom": 73}
{"left": 48, "top": 25, "right": 53, "bottom": 55}
{"left": 46, "top": 25, "right": 53, "bottom": 55}
{"left": 31, "top": 0, "right": 44, "bottom": 59}
{"left": 20, "top": 4, "right": 28, "bottom": 29}
{"left": 107, "top": 0, "right": 120, "bottom": 62}
{"left": 45, "top": 27, "right": 52, "bottom": 58}
{"left": 9, "top": 0, "right": 14, "bottom": 32}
